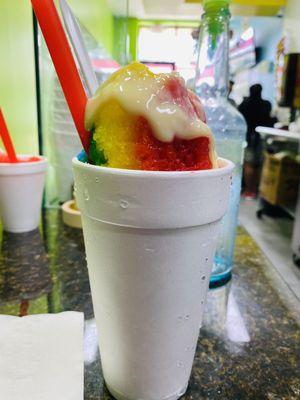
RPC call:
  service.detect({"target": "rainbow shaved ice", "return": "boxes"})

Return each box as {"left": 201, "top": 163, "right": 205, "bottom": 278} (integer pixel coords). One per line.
{"left": 85, "top": 62, "right": 217, "bottom": 171}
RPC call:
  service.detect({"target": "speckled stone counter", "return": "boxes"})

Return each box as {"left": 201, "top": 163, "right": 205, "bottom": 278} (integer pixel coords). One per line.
{"left": 0, "top": 209, "right": 299, "bottom": 399}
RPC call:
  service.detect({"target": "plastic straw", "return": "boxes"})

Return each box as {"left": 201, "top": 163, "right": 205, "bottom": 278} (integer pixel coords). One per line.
{"left": 31, "top": 0, "right": 90, "bottom": 154}
{"left": 59, "top": 0, "right": 98, "bottom": 97}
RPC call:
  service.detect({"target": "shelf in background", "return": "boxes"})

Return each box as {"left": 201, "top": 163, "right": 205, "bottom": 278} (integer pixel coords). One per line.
{"left": 256, "top": 126, "right": 300, "bottom": 142}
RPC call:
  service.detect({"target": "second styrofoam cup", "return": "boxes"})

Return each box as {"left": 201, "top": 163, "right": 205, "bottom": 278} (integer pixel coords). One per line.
{"left": 73, "top": 157, "right": 233, "bottom": 400}
{"left": 0, "top": 156, "right": 47, "bottom": 233}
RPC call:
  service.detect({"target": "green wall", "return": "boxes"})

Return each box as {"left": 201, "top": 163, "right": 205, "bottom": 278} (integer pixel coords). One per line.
{"left": 0, "top": 0, "right": 114, "bottom": 156}
{"left": 113, "top": 17, "right": 128, "bottom": 64}
{"left": 113, "top": 17, "right": 139, "bottom": 64}
{"left": 68, "top": 0, "right": 114, "bottom": 55}
{"left": 0, "top": 0, "right": 38, "bottom": 154}
{"left": 127, "top": 18, "right": 139, "bottom": 61}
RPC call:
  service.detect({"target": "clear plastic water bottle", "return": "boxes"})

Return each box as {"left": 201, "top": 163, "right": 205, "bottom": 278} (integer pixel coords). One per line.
{"left": 194, "top": 0, "right": 247, "bottom": 287}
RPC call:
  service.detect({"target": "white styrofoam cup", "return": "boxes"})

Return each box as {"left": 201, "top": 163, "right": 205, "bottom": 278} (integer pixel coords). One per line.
{"left": 0, "top": 156, "right": 47, "bottom": 233}
{"left": 73, "top": 157, "right": 234, "bottom": 400}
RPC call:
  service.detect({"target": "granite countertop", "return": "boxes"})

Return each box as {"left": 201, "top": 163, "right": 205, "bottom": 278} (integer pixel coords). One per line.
{"left": 0, "top": 209, "right": 299, "bottom": 399}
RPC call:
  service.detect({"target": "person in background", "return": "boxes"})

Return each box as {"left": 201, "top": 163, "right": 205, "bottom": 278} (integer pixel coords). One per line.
{"left": 238, "top": 84, "right": 275, "bottom": 144}
{"left": 238, "top": 84, "right": 277, "bottom": 198}
{"left": 228, "top": 80, "right": 237, "bottom": 107}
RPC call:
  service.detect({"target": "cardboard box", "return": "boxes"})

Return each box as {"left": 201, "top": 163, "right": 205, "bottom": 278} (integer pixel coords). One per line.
{"left": 259, "top": 152, "right": 300, "bottom": 208}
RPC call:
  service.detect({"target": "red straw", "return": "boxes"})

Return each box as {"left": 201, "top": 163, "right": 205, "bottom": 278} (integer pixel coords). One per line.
{"left": 31, "top": 0, "right": 90, "bottom": 154}
{"left": 0, "top": 109, "right": 18, "bottom": 163}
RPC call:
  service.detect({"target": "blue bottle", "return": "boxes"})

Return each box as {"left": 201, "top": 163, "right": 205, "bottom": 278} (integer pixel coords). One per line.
{"left": 194, "top": 0, "right": 247, "bottom": 287}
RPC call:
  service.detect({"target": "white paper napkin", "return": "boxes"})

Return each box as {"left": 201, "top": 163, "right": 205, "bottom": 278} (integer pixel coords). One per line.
{"left": 0, "top": 312, "right": 84, "bottom": 400}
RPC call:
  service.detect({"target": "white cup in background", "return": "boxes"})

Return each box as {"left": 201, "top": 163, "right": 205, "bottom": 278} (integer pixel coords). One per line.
{"left": 0, "top": 156, "right": 47, "bottom": 233}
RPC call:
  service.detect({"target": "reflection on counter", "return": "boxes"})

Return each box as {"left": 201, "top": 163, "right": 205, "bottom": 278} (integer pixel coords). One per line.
{"left": 84, "top": 318, "right": 98, "bottom": 365}
{"left": 204, "top": 284, "right": 250, "bottom": 344}
{"left": 42, "top": 210, "right": 94, "bottom": 319}
{"left": 0, "top": 228, "right": 52, "bottom": 316}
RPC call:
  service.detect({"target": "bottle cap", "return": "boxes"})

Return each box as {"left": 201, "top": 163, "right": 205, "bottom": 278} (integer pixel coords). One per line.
{"left": 203, "top": 0, "right": 230, "bottom": 12}
{"left": 202, "top": 0, "right": 230, "bottom": 48}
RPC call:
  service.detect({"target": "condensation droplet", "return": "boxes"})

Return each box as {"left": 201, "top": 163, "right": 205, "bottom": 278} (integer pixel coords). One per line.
{"left": 177, "top": 316, "right": 183, "bottom": 322}
{"left": 184, "top": 315, "right": 190, "bottom": 320}
{"left": 176, "top": 362, "right": 183, "bottom": 368}
{"left": 200, "top": 300, "right": 204, "bottom": 305}
{"left": 205, "top": 257, "right": 209, "bottom": 262}
{"left": 84, "top": 188, "right": 89, "bottom": 201}
{"left": 95, "top": 177, "right": 100, "bottom": 183}
{"left": 119, "top": 199, "right": 129, "bottom": 209}
{"left": 201, "top": 275, "right": 206, "bottom": 281}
